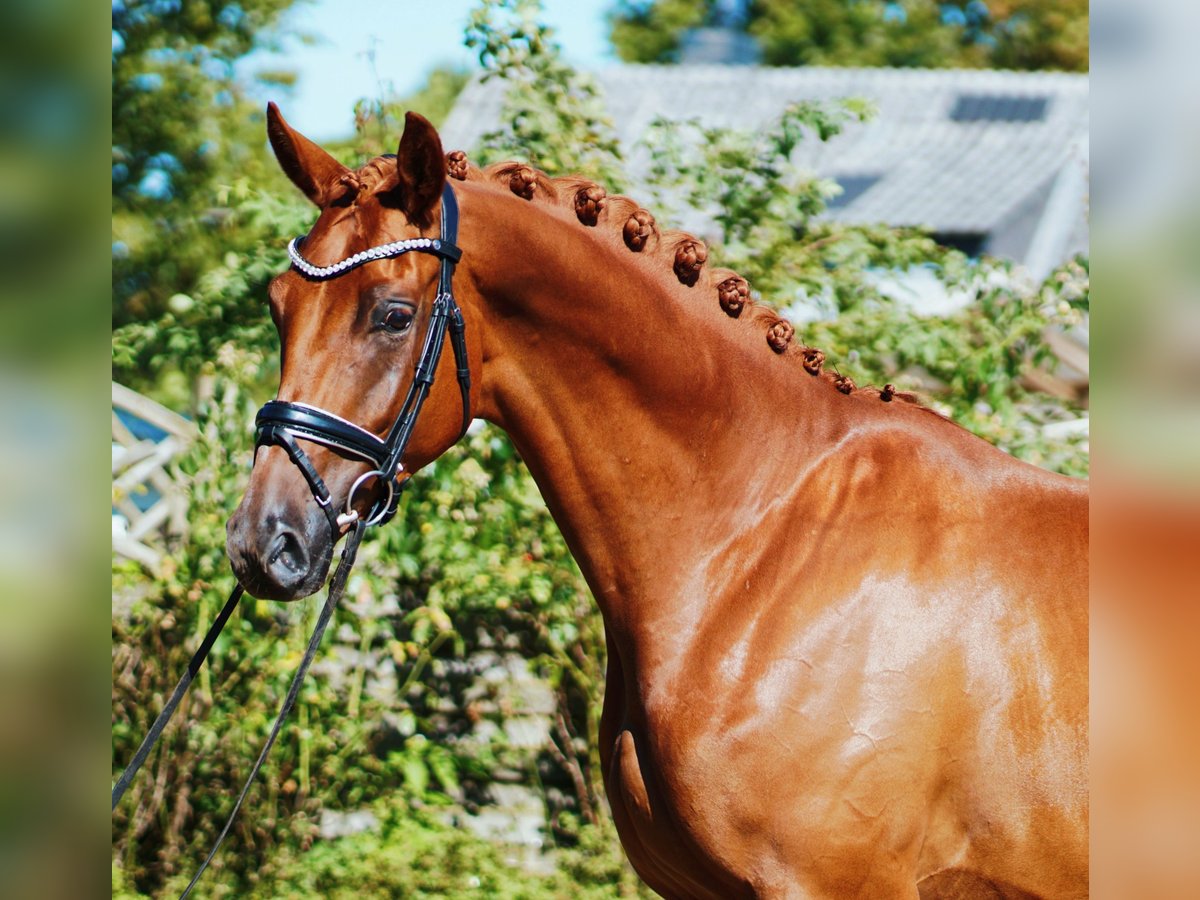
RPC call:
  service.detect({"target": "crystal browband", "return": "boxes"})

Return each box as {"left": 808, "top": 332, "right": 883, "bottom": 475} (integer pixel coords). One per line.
{"left": 287, "top": 234, "right": 462, "bottom": 280}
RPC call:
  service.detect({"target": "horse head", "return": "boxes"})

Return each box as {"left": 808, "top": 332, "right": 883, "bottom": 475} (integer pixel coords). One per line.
{"left": 226, "top": 105, "right": 474, "bottom": 600}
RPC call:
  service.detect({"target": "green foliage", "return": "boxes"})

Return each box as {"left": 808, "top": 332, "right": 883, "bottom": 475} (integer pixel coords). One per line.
{"left": 112, "top": 0, "right": 294, "bottom": 208}
{"left": 639, "top": 99, "right": 963, "bottom": 304}
{"left": 112, "top": 181, "right": 310, "bottom": 389}
{"left": 112, "top": 0, "right": 298, "bottom": 332}
{"left": 350, "top": 65, "right": 472, "bottom": 159}
{"left": 747, "top": 0, "right": 985, "bottom": 69}
{"left": 608, "top": 0, "right": 1089, "bottom": 72}
{"left": 466, "top": 0, "right": 625, "bottom": 185}
{"left": 252, "top": 806, "right": 649, "bottom": 899}
{"left": 980, "top": 0, "right": 1090, "bottom": 72}
{"left": 116, "top": 800, "right": 648, "bottom": 899}
{"left": 608, "top": 0, "right": 710, "bottom": 63}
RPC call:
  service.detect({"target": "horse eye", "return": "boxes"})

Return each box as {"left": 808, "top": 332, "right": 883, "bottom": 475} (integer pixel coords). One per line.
{"left": 382, "top": 307, "right": 414, "bottom": 333}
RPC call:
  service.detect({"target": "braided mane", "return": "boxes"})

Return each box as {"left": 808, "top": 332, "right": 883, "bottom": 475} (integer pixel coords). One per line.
{"left": 439, "top": 150, "right": 920, "bottom": 407}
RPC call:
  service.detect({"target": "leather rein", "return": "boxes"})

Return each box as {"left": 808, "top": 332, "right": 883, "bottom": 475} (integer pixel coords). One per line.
{"left": 112, "top": 183, "right": 470, "bottom": 897}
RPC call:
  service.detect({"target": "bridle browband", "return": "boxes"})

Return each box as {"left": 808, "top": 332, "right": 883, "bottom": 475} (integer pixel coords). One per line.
{"left": 255, "top": 181, "right": 471, "bottom": 532}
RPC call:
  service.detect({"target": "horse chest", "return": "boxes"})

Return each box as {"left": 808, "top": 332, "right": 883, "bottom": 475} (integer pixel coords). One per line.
{"left": 604, "top": 726, "right": 761, "bottom": 899}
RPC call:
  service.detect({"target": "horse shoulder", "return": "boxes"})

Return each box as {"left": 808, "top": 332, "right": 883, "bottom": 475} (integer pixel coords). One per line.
{"left": 626, "top": 421, "right": 1087, "bottom": 895}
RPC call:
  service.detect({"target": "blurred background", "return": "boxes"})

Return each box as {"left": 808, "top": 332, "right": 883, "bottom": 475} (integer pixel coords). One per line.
{"left": 4, "top": 0, "right": 1168, "bottom": 895}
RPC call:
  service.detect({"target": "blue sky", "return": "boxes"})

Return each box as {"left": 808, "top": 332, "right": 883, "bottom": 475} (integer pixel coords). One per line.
{"left": 240, "top": 0, "right": 615, "bottom": 140}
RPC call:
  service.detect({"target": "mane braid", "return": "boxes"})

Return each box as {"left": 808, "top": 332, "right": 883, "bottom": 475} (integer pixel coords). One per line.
{"left": 439, "top": 152, "right": 925, "bottom": 409}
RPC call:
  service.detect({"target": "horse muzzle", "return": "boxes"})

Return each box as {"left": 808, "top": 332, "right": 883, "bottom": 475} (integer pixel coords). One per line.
{"left": 226, "top": 465, "right": 335, "bottom": 601}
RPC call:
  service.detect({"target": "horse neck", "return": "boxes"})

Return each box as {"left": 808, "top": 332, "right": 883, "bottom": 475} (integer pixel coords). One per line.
{"left": 462, "top": 187, "right": 849, "bottom": 656}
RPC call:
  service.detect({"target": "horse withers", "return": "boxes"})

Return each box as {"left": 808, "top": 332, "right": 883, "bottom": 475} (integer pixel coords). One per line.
{"left": 227, "top": 106, "right": 1088, "bottom": 899}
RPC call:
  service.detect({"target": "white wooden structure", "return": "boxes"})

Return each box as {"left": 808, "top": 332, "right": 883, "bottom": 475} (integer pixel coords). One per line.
{"left": 112, "top": 382, "right": 196, "bottom": 572}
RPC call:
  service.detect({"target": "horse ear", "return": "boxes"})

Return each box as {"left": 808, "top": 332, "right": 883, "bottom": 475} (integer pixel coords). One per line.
{"left": 266, "top": 102, "right": 356, "bottom": 208}
{"left": 394, "top": 112, "right": 446, "bottom": 227}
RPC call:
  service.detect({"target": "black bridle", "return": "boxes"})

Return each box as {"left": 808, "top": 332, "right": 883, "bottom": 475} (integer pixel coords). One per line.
{"left": 255, "top": 181, "right": 471, "bottom": 531}
{"left": 112, "top": 182, "right": 471, "bottom": 897}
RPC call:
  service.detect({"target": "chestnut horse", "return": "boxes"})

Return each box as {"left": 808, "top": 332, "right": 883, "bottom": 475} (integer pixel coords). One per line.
{"left": 227, "top": 108, "right": 1088, "bottom": 899}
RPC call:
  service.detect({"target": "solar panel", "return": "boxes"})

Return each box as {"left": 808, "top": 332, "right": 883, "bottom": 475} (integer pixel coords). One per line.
{"left": 827, "top": 174, "right": 882, "bottom": 210}
{"left": 949, "top": 94, "right": 1050, "bottom": 123}
{"left": 932, "top": 232, "right": 987, "bottom": 257}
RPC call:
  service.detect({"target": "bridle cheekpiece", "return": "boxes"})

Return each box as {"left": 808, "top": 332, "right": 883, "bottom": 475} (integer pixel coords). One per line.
{"left": 254, "top": 182, "right": 471, "bottom": 533}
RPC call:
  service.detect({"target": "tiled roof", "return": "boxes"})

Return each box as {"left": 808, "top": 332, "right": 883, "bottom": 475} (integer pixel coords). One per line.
{"left": 441, "top": 64, "right": 1088, "bottom": 239}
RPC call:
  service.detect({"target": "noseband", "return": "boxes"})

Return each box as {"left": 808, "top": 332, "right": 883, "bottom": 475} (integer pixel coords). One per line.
{"left": 254, "top": 182, "right": 471, "bottom": 532}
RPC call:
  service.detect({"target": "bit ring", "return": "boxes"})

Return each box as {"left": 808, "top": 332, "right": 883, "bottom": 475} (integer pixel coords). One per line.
{"left": 345, "top": 469, "right": 395, "bottom": 528}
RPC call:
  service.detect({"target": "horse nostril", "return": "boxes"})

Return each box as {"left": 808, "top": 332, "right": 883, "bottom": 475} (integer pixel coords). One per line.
{"left": 267, "top": 529, "right": 309, "bottom": 582}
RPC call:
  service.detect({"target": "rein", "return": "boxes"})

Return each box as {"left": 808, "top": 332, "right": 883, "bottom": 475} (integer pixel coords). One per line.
{"left": 112, "top": 183, "right": 469, "bottom": 896}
